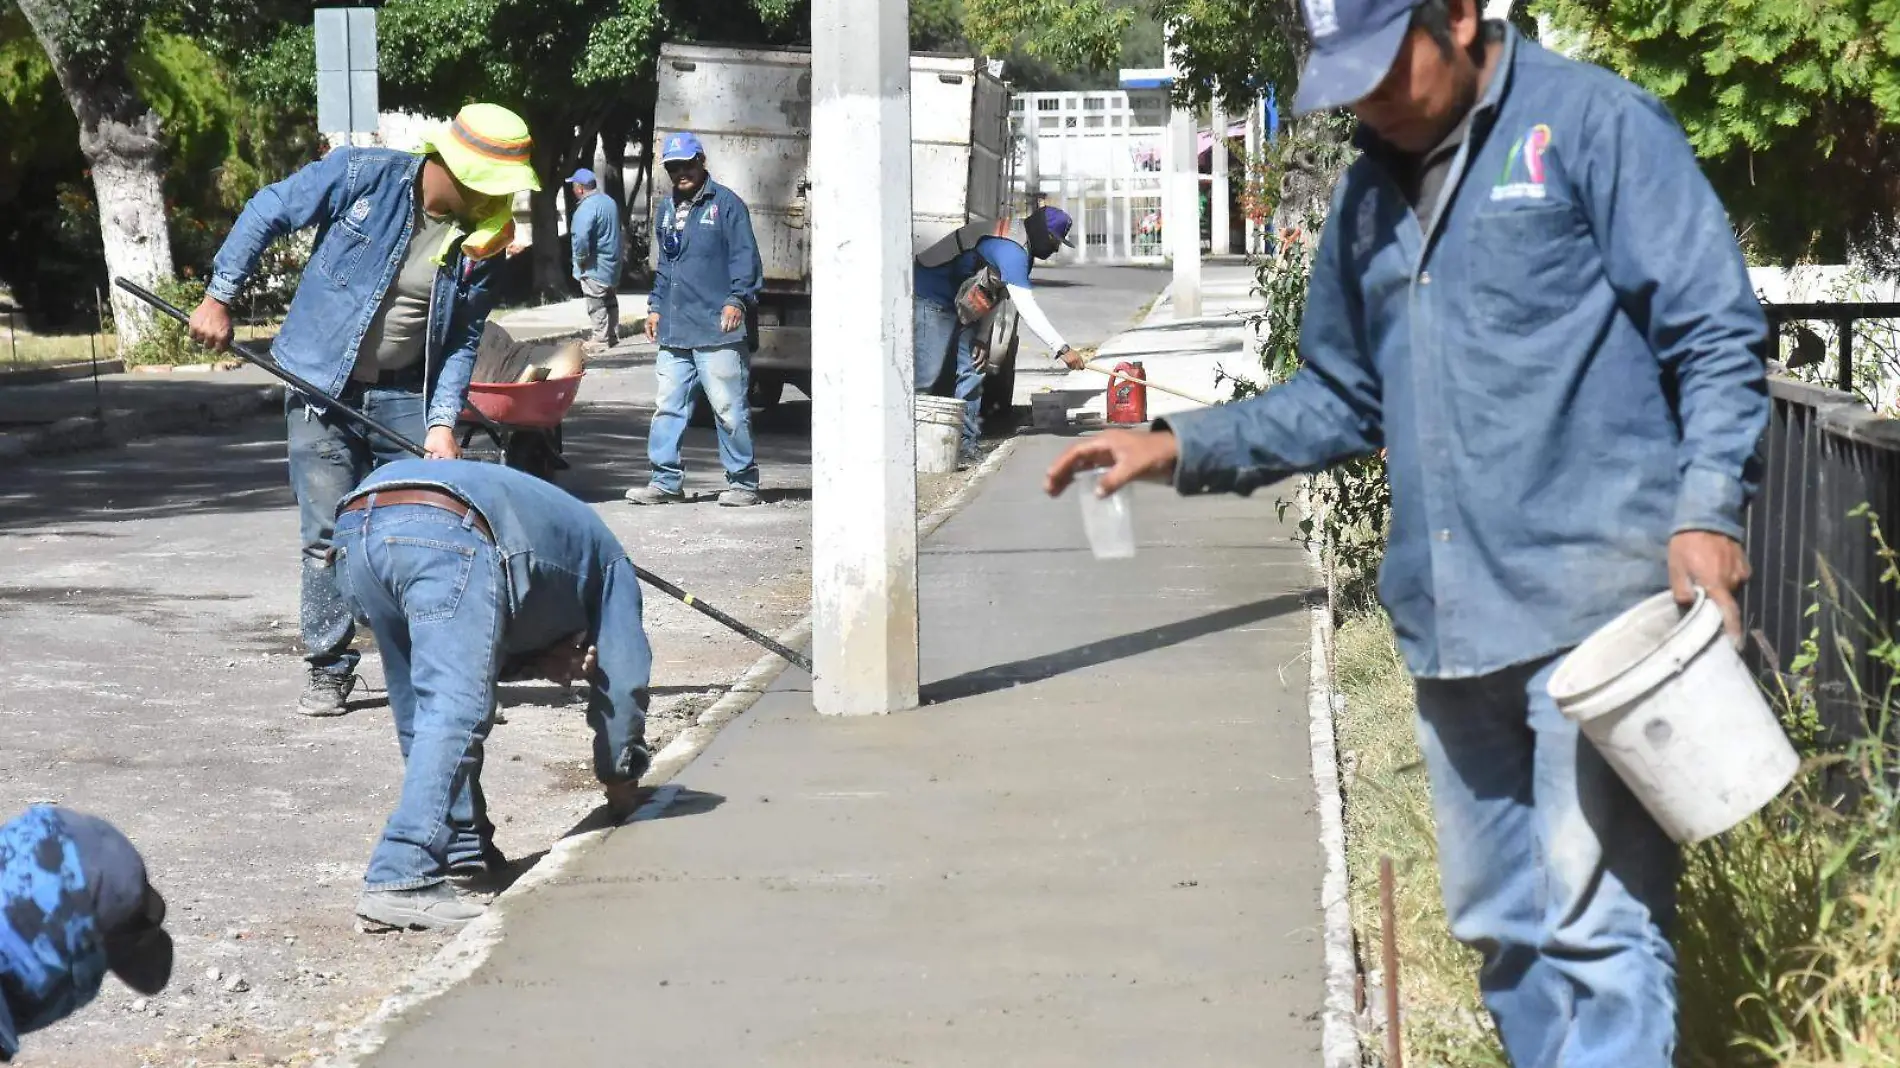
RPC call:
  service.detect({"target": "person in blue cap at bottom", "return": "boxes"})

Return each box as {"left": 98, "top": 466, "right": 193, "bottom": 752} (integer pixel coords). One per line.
{"left": 913, "top": 205, "right": 1089, "bottom": 466}
{"left": 333, "top": 458, "right": 654, "bottom": 931}
{"left": 566, "top": 167, "right": 624, "bottom": 350}
{"left": 0, "top": 806, "right": 173, "bottom": 1059}
{"left": 1047, "top": 0, "right": 1768, "bottom": 1064}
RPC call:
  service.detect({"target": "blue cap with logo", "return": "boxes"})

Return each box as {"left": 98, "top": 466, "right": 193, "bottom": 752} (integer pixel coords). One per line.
{"left": 1292, "top": 0, "right": 1422, "bottom": 116}
{"left": 565, "top": 167, "right": 597, "bottom": 187}
{"left": 660, "top": 131, "right": 706, "bottom": 164}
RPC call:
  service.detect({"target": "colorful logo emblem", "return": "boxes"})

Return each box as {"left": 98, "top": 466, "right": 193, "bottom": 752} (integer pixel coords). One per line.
{"left": 1492, "top": 123, "right": 1553, "bottom": 202}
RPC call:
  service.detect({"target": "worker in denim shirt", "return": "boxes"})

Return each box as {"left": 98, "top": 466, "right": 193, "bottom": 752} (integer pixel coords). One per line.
{"left": 188, "top": 104, "right": 540, "bottom": 718}
{"left": 334, "top": 459, "right": 654, "bottom": 930}
{"left": 1047, "top": 1, "right": 1769, "bottom": 1063}
{"left": 627, "top": 132, "right": 767, "bottom": 508}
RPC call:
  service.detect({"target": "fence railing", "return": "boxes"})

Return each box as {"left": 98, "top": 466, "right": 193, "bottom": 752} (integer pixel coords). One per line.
{"left": 1744, "top": 376, "right": 1900, "bottom": 741}
{"left": 1763, "top": 300, "right": 1900, "bottom": 396}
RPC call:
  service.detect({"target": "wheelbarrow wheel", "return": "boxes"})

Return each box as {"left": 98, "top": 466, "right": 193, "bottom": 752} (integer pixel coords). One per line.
{"left": 503, "top": 429, "right": 563, "bottom": 484}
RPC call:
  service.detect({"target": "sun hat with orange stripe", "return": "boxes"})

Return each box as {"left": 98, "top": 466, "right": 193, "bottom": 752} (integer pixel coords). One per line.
{"left": 416, "top": 103, "right": 539, "bottom": 262}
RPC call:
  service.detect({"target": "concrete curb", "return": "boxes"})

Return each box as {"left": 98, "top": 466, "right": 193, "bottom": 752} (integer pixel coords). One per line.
{"left": 319, "top": 431, "right": 1020, "bottom": 1068}
{"left": 0, "top": 358, "right": 127, "bottom": 385}
{"left": 1309, "top": 603, "right": 1361, "bottom": 1068}
{"left": 0, "top": 384, "right": 283, "bottom": 463}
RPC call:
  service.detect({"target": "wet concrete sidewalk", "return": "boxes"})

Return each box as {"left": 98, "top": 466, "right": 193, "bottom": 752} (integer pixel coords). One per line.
{"left": 356, "top": 434, "right": 1327, "bottom": 1067}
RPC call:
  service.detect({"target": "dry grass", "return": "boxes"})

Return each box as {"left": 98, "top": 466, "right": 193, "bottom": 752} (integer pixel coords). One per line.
{"left": 1333, "top": 606, "right": 1504, "bottom": 1068}
{"left": 0, "top": 331, "right": 120, "bottom": 370}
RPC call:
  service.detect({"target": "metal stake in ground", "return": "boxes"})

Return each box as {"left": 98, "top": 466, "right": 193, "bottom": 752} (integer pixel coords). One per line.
{"left": 112, "top": 276, "right": 814, "bottom": 675}
{"left": 1380, "top": 855, "right": 1403, "bottom": 1068}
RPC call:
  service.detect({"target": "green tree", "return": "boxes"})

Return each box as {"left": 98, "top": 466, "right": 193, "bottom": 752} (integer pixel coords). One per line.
{"left": 1532, "top": 0, "right": 1900, "bottom": 272}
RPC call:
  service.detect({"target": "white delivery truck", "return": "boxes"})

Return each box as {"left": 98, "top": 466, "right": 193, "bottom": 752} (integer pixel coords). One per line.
{"left": 650, "top": 42, "right": 1023, "bottom": 422}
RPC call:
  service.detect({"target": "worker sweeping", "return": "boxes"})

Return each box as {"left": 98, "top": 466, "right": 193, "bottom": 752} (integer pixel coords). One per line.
{"left": 913, "top": 206, "right": 1089, "bottom": 464}
{"left": 333, "top": 458, "right": 653, "bottom": 931}
{"left": 188, "top": 104, "right": 540, "bottom": 718}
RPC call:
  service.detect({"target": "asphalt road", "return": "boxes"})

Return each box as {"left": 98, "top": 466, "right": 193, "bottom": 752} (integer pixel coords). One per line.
{"left": 0, "top": 264, "right": 1166, "bottom": 1067}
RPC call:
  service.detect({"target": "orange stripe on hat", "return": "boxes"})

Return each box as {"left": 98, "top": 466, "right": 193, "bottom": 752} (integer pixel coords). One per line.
{"left": 450, "top": 117, "right": 532, "bottom": 164}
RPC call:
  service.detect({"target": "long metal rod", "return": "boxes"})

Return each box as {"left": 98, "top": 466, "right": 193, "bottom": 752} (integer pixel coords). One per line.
{"left": 114, "top": 276, "right": 813, "bottom": 673}
{"left": 1380, "top": 855, "right": 1403, "bottom": 1068}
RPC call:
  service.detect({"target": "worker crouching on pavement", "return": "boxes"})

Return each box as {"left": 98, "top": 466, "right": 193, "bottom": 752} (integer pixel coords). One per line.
{"left": 189, "top": 104, "right": 541, "bottom": 719}
{"left": 334, "top": 459, "right": 653, "bottom": 931}
{"left": 0, "top": 807, "right": 173, "bottom": 1060}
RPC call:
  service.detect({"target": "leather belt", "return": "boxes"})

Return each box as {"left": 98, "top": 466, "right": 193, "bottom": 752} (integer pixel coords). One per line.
{"left": 340, "top": 488, "right": 492, "bottom": 541}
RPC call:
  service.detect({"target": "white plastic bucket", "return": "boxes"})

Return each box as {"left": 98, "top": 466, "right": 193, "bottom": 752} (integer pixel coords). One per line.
{"left": 915, "top": 395, "right": 964, "bottom": 474}
{"left": 1548, "top": 589, "right": 1800, "bottom": 844}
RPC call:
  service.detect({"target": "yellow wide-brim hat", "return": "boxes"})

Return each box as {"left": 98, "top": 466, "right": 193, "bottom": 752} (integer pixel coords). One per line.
{"left": 423, "top": 103, "right": 541, "bottom": 196}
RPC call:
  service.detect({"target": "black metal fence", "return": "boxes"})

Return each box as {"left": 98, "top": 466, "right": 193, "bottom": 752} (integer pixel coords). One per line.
{"left": 1744, "top": 374, "right": 1900, "bottom": 739}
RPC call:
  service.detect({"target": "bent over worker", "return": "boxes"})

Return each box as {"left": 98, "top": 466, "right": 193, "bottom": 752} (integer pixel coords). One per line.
{"left": 188, "top": 104, "right": 539, "bottom": 718}
{"left": 1047, "top": 1, "right": 1767, "bottom": 1063}
{"left": 913, "top": 205, "right": 1088, "bottom": 463}
{"left": 334, "top": 459, "right": 653, "bottom": 931}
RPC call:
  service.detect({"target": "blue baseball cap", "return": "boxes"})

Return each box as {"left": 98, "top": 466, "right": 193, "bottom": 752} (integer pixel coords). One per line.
{"left": 1292, "top": 0, "right": 1421, "bottom": 115}
{"left": 565, "top": 167, "right": 597, "bottom": 187}
{"left": 1039, "top": 206, "right": 1076, "bottom": 248}
{"left": 660, "top": 131, "right": 705, "bottom": 164}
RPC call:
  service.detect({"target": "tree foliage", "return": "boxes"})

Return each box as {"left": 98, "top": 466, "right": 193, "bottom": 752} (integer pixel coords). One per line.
{"left": 1532, "top": 0, "right": 1900, "bottom": 271}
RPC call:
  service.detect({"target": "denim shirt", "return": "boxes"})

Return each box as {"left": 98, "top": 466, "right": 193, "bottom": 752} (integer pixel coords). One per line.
{"left": 651, "top": 179, "right": 763, "bottom": 350}
{"left": 1164, "top": 27, "right": 1769, "bottom": 679}
{"left": 570, "top": 191, "right": 623, "bottom": 286}
{"left": 208, "top": 148, "right": 497, "bottom": 429}
{"left": 342, "top": 459, "right": 654, "bottom": 782}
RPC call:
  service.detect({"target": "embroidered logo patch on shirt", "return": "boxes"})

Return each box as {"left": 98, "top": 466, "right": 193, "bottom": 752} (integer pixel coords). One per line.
{"left": 702, "top": 203, "right": 719, "bottom": 226}
{"left": 1492, "top": 124, "right": 1553, "bottom": 202}
{"left": 348, "top": 197, "right": 373, "bottom": 223}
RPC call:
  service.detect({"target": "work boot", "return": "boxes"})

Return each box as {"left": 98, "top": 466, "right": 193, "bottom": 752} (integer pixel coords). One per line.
{"left": 625, "top": 484, "right": 684, "bottom": 506}
{"left": 718, "top": 487, "right": 761, "bottom": 508}
{"left": 355, "top": 884, "right": 485, "bottom": 932}
{"left": 298, "top": 671, "right": 357, "bottom": 718}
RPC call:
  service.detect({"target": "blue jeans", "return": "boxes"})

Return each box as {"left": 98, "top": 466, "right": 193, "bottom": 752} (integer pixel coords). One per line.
{"left": 334, "top": 503, "right": 502, "bottom": 890}
{"left": 913, "top": 297, "right": 981, "bottom": 453}
{"left": 286, "top": 382, "right": 428, "bottom": 680}
{"left": 1415, "top": 655, "right": 1680, "bottom": 1067}
{"left": 648, "top": 345, "right": 758, "bottom": 493}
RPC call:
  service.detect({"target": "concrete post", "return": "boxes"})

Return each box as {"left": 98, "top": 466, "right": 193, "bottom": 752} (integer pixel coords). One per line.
{"left": 1210, "top": 104, "right": 1230, "bottom": 256}
{"left": 1169, "top": 103, "right": 1203, "bottom": 318}
{"left": 810, "top": 0, "right": 919, "bottom": 715}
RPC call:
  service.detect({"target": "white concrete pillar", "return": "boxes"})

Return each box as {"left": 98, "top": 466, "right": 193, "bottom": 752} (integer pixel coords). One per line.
{"left": 1210, "top": 104, "right": 1230, "bottom": 256}
{"left": 810, "top": 0, "right": 918, "bottom": 715}
{"left": 1244, "top": 99, "right": 1263, "bottom": 256}
{"left": 1168, "top": 102, "right": 1203, "bottom": 318}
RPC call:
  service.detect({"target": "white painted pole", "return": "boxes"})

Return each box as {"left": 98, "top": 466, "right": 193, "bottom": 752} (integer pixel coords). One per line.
{"left": 811, "top": 0, "right": 918, "bottom": 715}
{"left": 1168, "top": 102, "right": 1203, "bottom": 318}
{"left": 1210, "top": 104, "right": 1230, "bottom": 256}
{"left": 1244, "top": 98, "right": 1263, "bottom": 256}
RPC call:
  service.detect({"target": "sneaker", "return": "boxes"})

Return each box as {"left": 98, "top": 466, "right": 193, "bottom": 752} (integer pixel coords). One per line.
{"left": 957, "top": 447, "right": 984, "bottom": 470}
{"left": 625, "top": 484, "right": 684, "bottom": 506}
{"left": 718, "top": 487, "right": 761, "bottom": 507}
{"left": 447, "top": 844, "right": 510, "bottom": 891}
{"left": 298, "top": 671, "right": 357, "bottom": 718}
{"left": 356, "top": 883, "right": 485, "bottom": 932}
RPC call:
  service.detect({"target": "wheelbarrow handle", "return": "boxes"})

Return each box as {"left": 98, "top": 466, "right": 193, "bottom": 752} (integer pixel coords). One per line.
{"left": 113, "top": 277, "right": 427, "bottom": 459}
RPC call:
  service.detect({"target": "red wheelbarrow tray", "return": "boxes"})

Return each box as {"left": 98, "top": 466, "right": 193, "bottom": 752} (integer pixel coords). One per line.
{"left": 461, "top": 373, "right": 585, "bottom": 429}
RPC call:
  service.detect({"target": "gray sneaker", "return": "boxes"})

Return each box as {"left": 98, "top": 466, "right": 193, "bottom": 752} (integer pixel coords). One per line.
{"left": 356, "top": 883, "right": 485, "bottom": 932}
{"left": 625, "top": 484, "right": 684, "bottom": 506}
{"left": 719, "top": 487, "right": 761, "bottom": 507}
{"left": 298, "top": 671, "right": 357, "bottom": 717}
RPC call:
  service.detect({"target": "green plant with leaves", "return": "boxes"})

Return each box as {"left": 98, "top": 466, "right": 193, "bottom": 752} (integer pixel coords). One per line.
{"left": 122, "top": 274, "right": 207, "bottom": 365}
{"left": 1532, "top": 0, "right": 1900, "bottom": 275}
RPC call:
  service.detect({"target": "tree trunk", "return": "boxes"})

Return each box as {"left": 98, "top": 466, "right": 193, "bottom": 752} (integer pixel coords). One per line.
{"left": 16, "top": 0, "right": 174, "bottom": 351}
{"left": 528, "top": 117, "right": 568, "bottom": 301}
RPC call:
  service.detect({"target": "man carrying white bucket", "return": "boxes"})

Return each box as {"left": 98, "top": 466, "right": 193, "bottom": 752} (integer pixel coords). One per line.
{"left": 1045, "top": 0, "right": 1768, "bottom": 1064}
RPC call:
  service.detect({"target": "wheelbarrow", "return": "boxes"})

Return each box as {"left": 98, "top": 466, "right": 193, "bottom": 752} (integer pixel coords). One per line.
{"left": 458, "top": 373, "right": 584, "bottom": 483}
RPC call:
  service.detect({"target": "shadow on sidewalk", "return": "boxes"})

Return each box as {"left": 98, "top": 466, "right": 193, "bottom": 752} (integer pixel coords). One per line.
{"left": 919, "top": 588, "right": 1316, "bottom": 704}
{"left": 457, "top": 787, "right": 727, "bottom": 896}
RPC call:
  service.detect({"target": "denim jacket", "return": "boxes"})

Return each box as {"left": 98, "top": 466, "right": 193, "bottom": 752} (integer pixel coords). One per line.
{"left": 209, "top": 148, "right": 497, "bottom": 429}
{"left": 570, "top": 191, "right": 623, "bottom": 286}
{"left": 651, "top": 179, "right": 763, "bottom": 350}
{"left": 1163, "top": 27, "right": 1769, "bottom": 679}
{"left": 343, "top": 459, "right": 654, "bottom": 783}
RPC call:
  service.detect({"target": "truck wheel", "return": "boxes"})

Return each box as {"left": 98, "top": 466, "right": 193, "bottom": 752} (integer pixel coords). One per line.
{"left": 981, "top": 335, "right": 1020, "bottom": 432}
